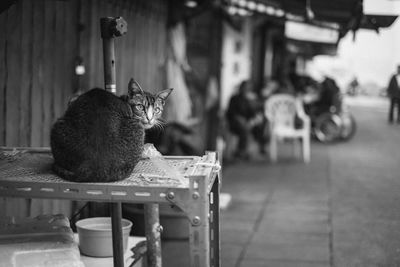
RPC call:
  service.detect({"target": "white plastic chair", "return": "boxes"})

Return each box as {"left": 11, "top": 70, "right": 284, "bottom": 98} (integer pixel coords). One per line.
{"left": 265, "top": 94, "right": 311, "bottom": 163}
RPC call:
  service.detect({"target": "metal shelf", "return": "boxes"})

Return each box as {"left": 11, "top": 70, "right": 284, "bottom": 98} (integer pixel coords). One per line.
{"left": 0, "top": 147, "right": 221, "bottom": 267}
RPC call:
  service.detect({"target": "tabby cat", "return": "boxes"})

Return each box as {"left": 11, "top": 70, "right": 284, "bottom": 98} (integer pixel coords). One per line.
{"left": 50, "top": 79, "right": 172, "bottom": 182}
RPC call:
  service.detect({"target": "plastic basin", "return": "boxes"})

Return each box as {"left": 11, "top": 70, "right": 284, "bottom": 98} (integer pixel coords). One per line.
{"left": 76, "top": 217, "right": 132, "bottom": 257}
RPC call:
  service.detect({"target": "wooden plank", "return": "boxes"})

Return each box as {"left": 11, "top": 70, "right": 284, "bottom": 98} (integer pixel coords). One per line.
{"left": 52, "top": 1, "right": 64, "bottom": 122}
{"left": 126, "top": 3, "right": 137, "bottom": 94}
{"left": 28, "top": 0, "right": 46, "bottom": 217}
{"left": 117, "top": 0, "right": 129, "bottom": 94}
{"left": 95, "top": 0, "right": 107, "bottom": 89}
{"left": 64, "top": 0, "right": 78, "bottom": 105}
{"left": 5, "top": 2, "right": 21, "bottom": 146}
{"left": 58, "top": 1, "right": 68, "bottom": 119}
{"left": 19, "top": 0, "right": 33, "bottom": 147}
{"left": 144, "top": 9, "right": 151, "bottom": 92}
{"left": 0, "top": 8, "right": 8, "bottom": 217}
{"left": 1, "top": 1, "right": 31, "bottom": 219}
{"left": 0, "top": 6, "right": 8, "bottom": 146}
{"left": 79, "top": 0, "right": 91, "bottom": 92}
{"left": 88, "top": 0, "right": 98, "bottom": 89}
{"left": 41, "top": 0, "right": 54, "bottom": 147}
{"left": 130, "top": 5, "right": 139, "bottom": 84}
{"left": 156, "top": 12, "right": 167, "bottom": 90}
{"left": 45, "top": 0, "right": 56, "bottom": 122}
{"left": 30, "top": 0, "right": 45, "bottom": 147}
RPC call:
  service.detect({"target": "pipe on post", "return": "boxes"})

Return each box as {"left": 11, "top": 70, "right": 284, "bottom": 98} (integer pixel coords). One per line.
{"left": 100, "top": 17, "right": 127, "bottom": 93}
{"left": 100, "top": 16, "right": 127, "bottom": 267}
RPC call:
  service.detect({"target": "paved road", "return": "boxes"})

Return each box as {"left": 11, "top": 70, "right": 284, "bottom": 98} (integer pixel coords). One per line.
{"left": 330, "top": 103, "right": 400, "bottom": 267}
{"left": 162, "top": 99, "right": 400, "bottom": 267}
{"left": 220, "top": 101, "right": 400, "bottom": 267}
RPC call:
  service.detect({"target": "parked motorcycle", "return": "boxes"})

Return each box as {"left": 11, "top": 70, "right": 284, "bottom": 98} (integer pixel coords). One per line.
{"left": 304, "top": 78, "right": 357, "bottom": 143}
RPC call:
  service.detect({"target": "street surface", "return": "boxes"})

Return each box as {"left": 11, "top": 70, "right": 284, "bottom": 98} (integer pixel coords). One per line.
{"left": 163, "top": 96, "right": 400, "bottom": 267}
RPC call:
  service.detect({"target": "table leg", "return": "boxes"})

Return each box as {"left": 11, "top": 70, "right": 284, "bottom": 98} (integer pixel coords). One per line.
{"left": 210, "top": 177, "right": 221, "bottom": 267}
{"left": 144, "top": 203, "right": 162, "bottom": 267}
{"left": 111, "top": 202, "right": 124, "bottom": 267}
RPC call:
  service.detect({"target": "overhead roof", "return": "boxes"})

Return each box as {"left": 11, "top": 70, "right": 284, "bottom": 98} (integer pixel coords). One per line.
{"left": 277, "top": 0, "right": 360, "bottom": 25}
{"left": 224, "top": 0, "right": 398, "bottom": 35}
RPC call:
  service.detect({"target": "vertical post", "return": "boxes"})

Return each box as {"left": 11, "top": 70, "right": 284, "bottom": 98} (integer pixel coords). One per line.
{"left": 102, "top": 38, "right": 116, "bottom": 93}
{"left": 210, "top": 176, "right": 221, "bottom": 267}
{"left": 111, "top": 203, "right": 124, "bottom": 267}
{"left": 144, "top": 203, "right": 163, "bottom": 267}
{"left": 100, "top": 17, "right": 126, "bottom": 93}
{"left": 100, "top": 16, "right": 127, "bottom": 267}
{"left": 188, "top": 175, "right": 210, "bottom": 267}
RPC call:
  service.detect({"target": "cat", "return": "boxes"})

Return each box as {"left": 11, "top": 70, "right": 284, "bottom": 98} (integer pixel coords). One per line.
{"left": 50, "top": 79, "right": 172, "bottom": 183}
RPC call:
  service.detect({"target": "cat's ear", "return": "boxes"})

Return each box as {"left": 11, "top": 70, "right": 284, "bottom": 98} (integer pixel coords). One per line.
{"left": 156, "top": 88, "right": 173, "bottom": 102}
{"left": 128, "top": 78, "right": 144, "bottom": 97}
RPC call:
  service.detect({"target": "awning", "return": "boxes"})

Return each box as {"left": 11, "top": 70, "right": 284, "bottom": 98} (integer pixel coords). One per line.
{"left": 286, "top": 39, "right": 338, "bottom": 57}
{"left": 285, "top": 21, "right": 339, "bottom": 44}
{"left": 360, "top": 14, "right": 398, "bottom": 32}
{"left": 223, "top": 0, "right": 398, "bottom": 36}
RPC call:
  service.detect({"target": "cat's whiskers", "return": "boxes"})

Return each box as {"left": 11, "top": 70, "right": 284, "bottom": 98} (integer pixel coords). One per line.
{"left": 154, "top": 120, "right": 165, "bottom": 131}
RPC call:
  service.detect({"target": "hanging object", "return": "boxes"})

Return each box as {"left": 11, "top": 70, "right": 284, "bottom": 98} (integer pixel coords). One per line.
{"left": 75, "top": 57, "right": 85, "bottom": 76}
{"left": 306, "top": 0, "right": 315, "bottom": 21}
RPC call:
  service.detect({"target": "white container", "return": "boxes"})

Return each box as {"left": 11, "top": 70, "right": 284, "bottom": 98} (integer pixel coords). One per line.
{"left": 76, "top": 217, "right": 133, "bottom": 257}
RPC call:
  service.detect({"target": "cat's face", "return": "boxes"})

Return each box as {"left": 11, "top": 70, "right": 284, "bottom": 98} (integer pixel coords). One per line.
{"left": 126, "top": 79, "right": 172, "bottom": 129}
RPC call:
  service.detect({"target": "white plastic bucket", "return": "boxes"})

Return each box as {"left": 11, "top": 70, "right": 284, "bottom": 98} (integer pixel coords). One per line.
{"left": 76, "top": 217, "right": 132, "bottom": 257}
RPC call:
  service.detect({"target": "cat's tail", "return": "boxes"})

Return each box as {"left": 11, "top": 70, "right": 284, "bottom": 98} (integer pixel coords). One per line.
{"left": 53, "top": 161, "right": 98, "bottom": 182}
{"left": 53, "top": 159, "right": 137, "bottom": 183}
{"left": 52, "top": 163, "right": 78, "bottom": 182}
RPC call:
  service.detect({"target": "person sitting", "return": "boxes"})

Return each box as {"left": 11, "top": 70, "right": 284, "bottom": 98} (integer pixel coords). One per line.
{"left": 226, "top": 80, "right": 267, "bottom": 159}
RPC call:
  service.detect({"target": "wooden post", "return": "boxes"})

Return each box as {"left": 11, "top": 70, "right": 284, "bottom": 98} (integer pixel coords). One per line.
{"left": 100, "top": 16, "right": 127, "bottom": 267}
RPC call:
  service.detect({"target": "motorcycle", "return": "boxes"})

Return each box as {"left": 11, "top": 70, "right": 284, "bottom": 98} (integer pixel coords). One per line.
{"left": 303, "top": 78, "right": 357, "bottom": 143}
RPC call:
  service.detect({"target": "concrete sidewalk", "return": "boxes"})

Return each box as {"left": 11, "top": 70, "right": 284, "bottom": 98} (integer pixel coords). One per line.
{"left": 221, "top": 149, "right": 331, "bottom": 267}
{"left": 163, "top": 104, "right": 400, "bottom": 266}
{"left": 220, "top": 104, "right": 400, "bottom": 267}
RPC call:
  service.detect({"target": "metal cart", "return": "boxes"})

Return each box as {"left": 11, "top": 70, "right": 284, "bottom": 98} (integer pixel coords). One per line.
{"left": 0, "top": 148, "right": 220, "bottom": 267}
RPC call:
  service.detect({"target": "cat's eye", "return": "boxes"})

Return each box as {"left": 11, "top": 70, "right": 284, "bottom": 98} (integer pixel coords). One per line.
{"left": 154, "top": 107, "right": 161, "bottom": 114}
{"left": 136, "top": 104, "right": 144, "bottom": 111}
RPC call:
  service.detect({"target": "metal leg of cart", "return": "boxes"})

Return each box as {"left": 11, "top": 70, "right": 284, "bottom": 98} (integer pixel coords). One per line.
{"left": 188, "top": 175, "right": 210, "bottom": 267}
{"left": 210, "top": 176, "right": 221, "bottom": 267}
{"left": 187, "top": 173, "right": 221, "bottom": 267}
{"left": 111, "top": 202, "right": 124, "bottom": 267}
{"left": 144, "top": 203, "right": 163, "bottom": 267}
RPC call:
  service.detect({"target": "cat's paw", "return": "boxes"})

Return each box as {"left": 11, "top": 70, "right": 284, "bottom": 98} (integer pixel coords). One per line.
{"left": 142, "top": 143, "right": 162, "bottom": 158}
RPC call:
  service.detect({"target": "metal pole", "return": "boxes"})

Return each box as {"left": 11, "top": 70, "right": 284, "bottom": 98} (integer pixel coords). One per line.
{"left": 144, "top": 203, "right": 163, "bottom": 267}
{"left": 111, "top": 203, "right": 124, "bottom": 267}
{"left": 100, "top": 16, "right": 127, "bottom": 267}
{"left": 100, "top": 17, "right": 126, "bottom": 93}
{"left": 102, "top": 38, "right": 116, "bottom": 93}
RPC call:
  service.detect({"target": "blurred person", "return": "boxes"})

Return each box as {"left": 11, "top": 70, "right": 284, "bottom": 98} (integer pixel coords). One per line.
{"left": 347, "top": 77, "right": 359, "bottom": 96}
{"left": 226, "top": 80, "right": 267, "bottom": 159}
{"left": 387, "top": 65, "right": 400, "bottom": 123}
{"left": 316, "top": 77, "right": 340, "bottom": 112}
{"left": 261, "top": 79, "right": 280, "bottom": 99}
